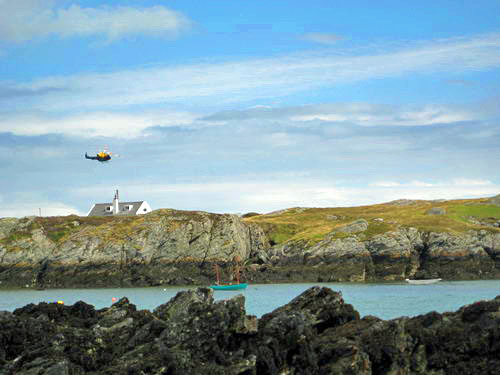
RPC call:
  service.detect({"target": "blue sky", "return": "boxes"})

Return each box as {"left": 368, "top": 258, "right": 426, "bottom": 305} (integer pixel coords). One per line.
{"left": 1, "top": 0, "right": 499, "bottom": 217}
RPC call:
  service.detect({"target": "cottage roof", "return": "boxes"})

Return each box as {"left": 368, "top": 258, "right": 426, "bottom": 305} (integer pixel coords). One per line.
{"left": 87, "top": 201, "right": 146, "bottom": 217}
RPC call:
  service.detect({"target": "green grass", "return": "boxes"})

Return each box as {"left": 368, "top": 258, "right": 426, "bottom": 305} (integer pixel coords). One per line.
{"left": 2, "top": 200, "right": 498, "bottom": 252}
{"left": 0, "top": 230, "right": 32, "bottom": 246}
{"left": 244, "top": 198, "right": 500, "bottom": 244}
{"left": 447, "top": 204, "right": 500, "bottom": 223}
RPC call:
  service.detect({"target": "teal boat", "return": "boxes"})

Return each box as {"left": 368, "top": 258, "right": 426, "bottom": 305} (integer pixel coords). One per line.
{"left": 210, "top": 283, "right": 248, "bottom": 291}
{"left": 210, "top": 262, "right": 248, "bottom": 291}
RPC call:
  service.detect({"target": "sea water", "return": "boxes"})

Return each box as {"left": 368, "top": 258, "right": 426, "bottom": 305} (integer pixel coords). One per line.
{"left": 0, "top": 280, "right": 498, "bottom": 320}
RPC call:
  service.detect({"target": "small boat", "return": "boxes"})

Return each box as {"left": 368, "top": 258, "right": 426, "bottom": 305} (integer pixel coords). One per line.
{"left": 210, "top": 261, "right": 248, "bottom": 291}
{"left": 405, "top": 278, "right": 442, "bottom": 285}
{"left": 211, "top": 283, "right": 248, "bottom": 291}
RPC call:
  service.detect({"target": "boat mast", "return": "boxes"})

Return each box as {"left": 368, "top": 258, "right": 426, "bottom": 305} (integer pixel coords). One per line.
{"left": 233, "top": 255, "right": 242, "bottom": 285}
{"left": 214, "top": 264, "right": 221, "bottom": 285}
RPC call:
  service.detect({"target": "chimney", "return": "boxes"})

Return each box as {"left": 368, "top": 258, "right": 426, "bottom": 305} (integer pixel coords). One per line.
{"left": 113, "top": 190, "right": 119, "bottom": 214}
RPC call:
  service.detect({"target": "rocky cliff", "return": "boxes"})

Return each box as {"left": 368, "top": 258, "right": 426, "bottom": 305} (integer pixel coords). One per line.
{"left": 0, "top": 197, "right": 499, "bottom": 288}
{"left": 0, "top": 210, "right": 269, "bottom": 288}
{"left": 1, "top": 286, "right": 499, "bottom": 374}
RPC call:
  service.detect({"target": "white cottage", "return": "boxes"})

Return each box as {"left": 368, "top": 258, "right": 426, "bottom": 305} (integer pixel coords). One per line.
{"left": 87, "top": 190, "right": 152, "bottom": 217}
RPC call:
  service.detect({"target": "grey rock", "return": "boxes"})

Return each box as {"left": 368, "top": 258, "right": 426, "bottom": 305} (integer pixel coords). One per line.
{"left": 426, "top": 207, "right": 446, "bottom": 215}
{"left": 386, "top": 199, "right": 419, "bottom": 206}
{"left": 335, "top": 219, "right": 368, "bottom": 233}
{"left": 486, "top": 194, "right": 500, "bottom": 206}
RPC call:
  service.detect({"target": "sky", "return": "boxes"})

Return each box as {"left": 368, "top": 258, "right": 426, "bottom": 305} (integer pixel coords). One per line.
{"left": 0, "top": 0, "right": 499, "bottom": 217}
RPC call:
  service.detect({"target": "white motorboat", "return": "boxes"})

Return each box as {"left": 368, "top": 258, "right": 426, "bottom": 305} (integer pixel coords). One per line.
{"left": 405, "top": 278, "right": 442, "bottom": 285}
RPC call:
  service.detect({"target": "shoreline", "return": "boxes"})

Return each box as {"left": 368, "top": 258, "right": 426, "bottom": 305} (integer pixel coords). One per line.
{"left": 2, "top": 285, "right": 499, "bottom": 373}
{"left": 1, "top": 274, "right": 498, "bottom": 291}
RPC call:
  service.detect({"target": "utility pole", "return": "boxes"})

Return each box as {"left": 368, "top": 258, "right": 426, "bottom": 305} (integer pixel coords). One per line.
{"left": 39, "top": 208, "right": 41, "bottom": 217}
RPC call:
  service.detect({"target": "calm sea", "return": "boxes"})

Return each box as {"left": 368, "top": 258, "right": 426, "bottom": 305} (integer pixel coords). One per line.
{"left": 1, "top": 280, "right": 498, "bottom": 320}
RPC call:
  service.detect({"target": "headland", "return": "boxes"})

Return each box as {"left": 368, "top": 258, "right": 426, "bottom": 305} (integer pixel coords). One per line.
{"left": 0, "top": 195, "right": 499, "bottom": 289}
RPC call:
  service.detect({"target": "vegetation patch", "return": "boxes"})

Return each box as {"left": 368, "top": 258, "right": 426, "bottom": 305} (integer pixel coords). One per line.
{"left": 0, "top": 230, "right": 32, "bottom": 249}
{"left": 364, "top": 221, "right": 394, "bottom": 239}
{"left": 447, "top": 204, "right": 500, "bottom": 223}
{"left": 244, "top": 198, "right": 500, "bottom": 244}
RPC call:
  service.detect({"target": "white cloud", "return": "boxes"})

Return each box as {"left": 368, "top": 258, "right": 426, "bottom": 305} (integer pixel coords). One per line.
{"left": 0, "top": 1, "right": 191, "bottom": 43}
{"left": 0, "top": 110, "right": 200, "bottom": 138}
{"left": 370, "top": 181, "right": 402, "bottom": 187}
{"left": 204, "top": 102, "right": 477, "bottom": 128}
{"left": 452, "top": 178, "right": 493, "bottom": 186}
{"left": 371, "top": 179, "right": 495, "bottom": 189}
{"left": 290, "top": 104, "right": 472, "bottom": 126}
{"left": 0, "top": 99, "right": 479, "bottom": 141}
{"left": 2, "top": 33, "right": 500, "bottom": 112}
{"left": 0, "top": 201, "right": 84, "bottom": 218}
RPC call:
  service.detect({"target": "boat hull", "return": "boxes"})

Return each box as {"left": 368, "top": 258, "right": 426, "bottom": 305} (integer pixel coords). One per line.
{"left": 405, "top": 278, "right": 442, "bottom": 285}
{"left": 210, "top": 283, "right": 248, "bottom": 290}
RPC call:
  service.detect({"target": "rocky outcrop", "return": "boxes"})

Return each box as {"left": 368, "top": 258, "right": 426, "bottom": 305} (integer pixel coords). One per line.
{"left": 1, "top": 286, "right": 499, "bottom": 374}
{"left": 0, "top": 211, "right": 270, "bottom": 288}
{"left": 486, "top": 194, "right": 500, "bottom": 206}
{"left": 258, "top": 227, "right": 499, "bottom": 282}
{"left": 0, "top": 210, "right": 499, "bottom": 288}
{"left": 426, "top": 207, "right": 446, "bottom": 215}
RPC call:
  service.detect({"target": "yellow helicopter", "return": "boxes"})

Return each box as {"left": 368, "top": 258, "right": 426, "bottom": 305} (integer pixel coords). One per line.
{"left": 85, "top": 147, "right": 116, "bottom": 162}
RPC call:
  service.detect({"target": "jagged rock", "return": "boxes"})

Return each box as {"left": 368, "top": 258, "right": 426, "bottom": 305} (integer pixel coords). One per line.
{"left": 0, "top": 211, "right": 270, "bottom": 288}
{"left": 366, "top": 228, "right": 423, "bottom": 280}
{"left": 261, "top": 286, "right": 359, "bottom": 332}
{"left": 423, "top": 231, "right": 497, "bottom": 279}
{"left": 386, "top": 199, "right": 419, "bottom": 206}
{"left": 306, "top": 237, "right": 372, "bottom": 281}
{"left": 1, "top": 287, "right": 499, "bottom": 374}
{"left": 335, "top": 219, "right": 369, "bottom": 233}
{"left": 154, "top": 288, "right": 214, "bottom": 321}
{"left": 0, "top": 208, "right": 499, "bottom": 287}
{"left": 155, "top": 288, "right": 257, "bottom": 374}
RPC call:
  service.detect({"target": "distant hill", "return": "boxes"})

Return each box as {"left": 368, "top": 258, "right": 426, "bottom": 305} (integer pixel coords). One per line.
{"left": 243, "top": 196, "right": 500, "bottom": 245}
{"left": 0, "top": 195, "right": 499, "bottom": 288}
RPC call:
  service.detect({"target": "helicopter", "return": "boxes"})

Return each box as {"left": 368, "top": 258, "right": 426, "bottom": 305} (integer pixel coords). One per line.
{"left": 85, "top": 147, "right": 115, "bottom": 162}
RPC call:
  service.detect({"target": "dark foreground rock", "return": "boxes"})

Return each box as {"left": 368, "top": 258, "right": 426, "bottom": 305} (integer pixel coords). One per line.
{"left": 1, "top": 287, "right": 499, "bottom": 375}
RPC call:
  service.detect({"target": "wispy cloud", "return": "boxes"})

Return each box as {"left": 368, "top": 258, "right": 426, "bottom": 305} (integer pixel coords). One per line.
{"left": 0, "top": 0, "right": 192, "bottom": 43}
{"left": 370, "top": 179, "right": 496, "bottom": 189}
{"left": 0, "top": 110, "right": 201, "bottom": 138}
{"left": 2, "top": 32, "right": 499, "bottom": 112}
{"left": 0, "top": 85, "right": 68, "bottom": 99}
{"left": 203, "top": 102, "right": 474, "bottom": 127}
{"left": 300, "top": 32, "right": 343, "bottom": 45}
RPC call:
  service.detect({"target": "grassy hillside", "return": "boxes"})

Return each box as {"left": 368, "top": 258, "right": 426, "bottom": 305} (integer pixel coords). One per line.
{"left": 2, "top": 198, "right": 499, "bottom": 249}
{"left": 243, "top": 197, "right": 500, "bottom": 245}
